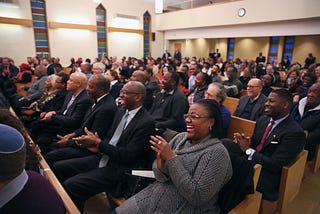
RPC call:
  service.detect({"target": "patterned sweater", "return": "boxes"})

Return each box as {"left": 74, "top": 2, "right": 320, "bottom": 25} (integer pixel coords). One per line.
{"left": 116, "top": 132, "right": 233, "bottom": 214}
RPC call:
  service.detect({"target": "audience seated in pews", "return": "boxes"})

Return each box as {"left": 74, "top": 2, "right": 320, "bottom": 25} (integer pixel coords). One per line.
{"left": 115, "top": 99, "right": 232, "bottom": 214}
{"left": 31, "top": 72, "right": 91, "bottom": 154}
{"left": 205, "top": 82, "right": 231, "bottom": 138}
{"left": 149, "top": 70, "right": 188, "bottom": 134}
{"left": 45, "top": 74, "right": 117, "bottom": 165}
{"left": 0, "top": 124, "right": 65, "bottom": 214}
{"left": 223, "top": 89, "right": 305, "bottom": 214}
{"left": 48, "top": 81, "right": 155, "bottom": 212}
{"left": 234, "top": 78, "right": 267, "bottom": 121}
{"left": 292, "top": 82, "right": 320, "bottom": 161}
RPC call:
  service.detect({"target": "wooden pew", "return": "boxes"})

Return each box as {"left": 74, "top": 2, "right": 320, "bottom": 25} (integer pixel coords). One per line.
{"left": 63, "top": 67, "right": 72, "bottom": 74}
{"left": 229, "top": 164, "right": 262, "bottom": 214}
{"left": 224, "top": 97, "right": 239, "bottom": 115}
{"left": 311, "top": 145, "right": 320, "bottom": 173}
{"left": 227, "top": 116, "right": 256, "bottom": 140}
{"left": 240, "top": 89, "right": 247, "bottom": 97}
{"left": 9, "top": 108, "right": 81, "bottom": 214}
{"left": 276, "top": 150, "right": 308, "bottom": 214}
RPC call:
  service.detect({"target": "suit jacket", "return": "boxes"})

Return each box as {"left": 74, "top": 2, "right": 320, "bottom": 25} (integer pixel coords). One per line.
{"left": 50, "top": 90, "right": 91, "bottom": 134}
{"left": 73, "top": 94, "right": 117, "bottom": 139}
{"left": 99, "top": 107, "right": 156, "bottom": 171}
{"left": 234, "top": 93, "right": 267, "bottom": 121}
{"left": 251, "top": 115, "right": 305, "bottom": 201}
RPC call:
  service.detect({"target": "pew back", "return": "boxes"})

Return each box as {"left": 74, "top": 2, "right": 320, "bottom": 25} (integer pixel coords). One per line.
{"left": 224, "top": 97, "right": 239, "bottom": 115}
{"left": 227, "top": 116, "right": 256, "bottom": 140}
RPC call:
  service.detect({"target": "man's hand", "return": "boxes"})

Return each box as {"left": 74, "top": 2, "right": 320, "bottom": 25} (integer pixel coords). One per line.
{"left": 55, "top": 133, "right": 75, "bottom": 147}
{"left": 42, "top": 111, "right": 56, "bottom": 120}
{"left": 72, "top": 127, "right": 101, "bottom": 151}
{"left": 233, "top": 132, "right": 251, "bottom": 152}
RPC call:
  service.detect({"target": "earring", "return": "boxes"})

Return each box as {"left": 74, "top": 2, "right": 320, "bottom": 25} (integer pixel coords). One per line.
{"left": 209, "top": 126, "right": 212, "bottom": 131}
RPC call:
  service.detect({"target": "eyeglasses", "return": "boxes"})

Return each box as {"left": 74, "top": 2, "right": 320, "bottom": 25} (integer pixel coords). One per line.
{"left": 184, "top": 114, "right": 211, "bottom": 121}
{"left": 120, "top": 90, "right": 144, "bottom": 95}
{"left": 247, "top": 85, "right": 260, "bottom": 88}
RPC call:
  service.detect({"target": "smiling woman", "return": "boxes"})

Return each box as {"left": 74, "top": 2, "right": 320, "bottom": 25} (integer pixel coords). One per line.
{"left": 115, "top": 99, "right": 232, "bottom": 214}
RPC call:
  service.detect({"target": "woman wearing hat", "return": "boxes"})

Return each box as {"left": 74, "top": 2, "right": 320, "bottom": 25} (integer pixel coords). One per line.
{"left": 14, "top": 63, "right": 32, "bottom": 83}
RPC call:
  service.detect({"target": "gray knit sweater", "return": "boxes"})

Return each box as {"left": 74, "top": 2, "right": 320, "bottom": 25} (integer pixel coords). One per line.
{"left": 116, "top": 132, "right": 233, "bottom": 214}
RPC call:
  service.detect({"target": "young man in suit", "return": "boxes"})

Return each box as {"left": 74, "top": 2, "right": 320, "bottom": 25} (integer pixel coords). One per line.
{"left": 45, "top": 74, "right": 117, "bottom": 165}
{"left": 225, "top": 89, "right": 305, "bottom": 214}
{"left": 234, "top": 78, "right": 267, "bottom": 121}
{"left": 52, "top": 81, "right": 155, "bottom": 212}
{"left": 32, "top": 72, "right": 91, "bottom": 154}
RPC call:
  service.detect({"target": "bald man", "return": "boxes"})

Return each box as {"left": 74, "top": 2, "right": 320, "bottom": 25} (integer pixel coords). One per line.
{"left": 234, "top": 78, "right": 267, "bottom": 121}
{"left": 32, "top": 72, "right": 92, "bottom": 154}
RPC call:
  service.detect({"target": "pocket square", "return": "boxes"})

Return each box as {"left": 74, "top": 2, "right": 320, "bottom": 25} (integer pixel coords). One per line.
{"left": 271, "top": 141, "right": 279, "bottom": 144}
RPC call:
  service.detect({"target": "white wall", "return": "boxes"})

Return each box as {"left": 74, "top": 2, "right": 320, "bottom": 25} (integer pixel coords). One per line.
{"left": 0, "top": 0, "right": 161, "bottom": 66}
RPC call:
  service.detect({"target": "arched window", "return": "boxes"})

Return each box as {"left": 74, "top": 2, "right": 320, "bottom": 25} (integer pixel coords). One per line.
{"left": 30, "top": 0, "right": 50, "bottom": 58}
{"left": 143, "top": 11, "right": 151, "bottom": 57}
{"left": 96, "top": 4, "right": 107, "bottom": 58}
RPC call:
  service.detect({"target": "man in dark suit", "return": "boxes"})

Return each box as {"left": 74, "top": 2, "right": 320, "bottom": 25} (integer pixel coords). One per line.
{"left": 224, "top": 89, "right": 305, "bottom": 214}
{"left": 234, "top": 78, "right": 267, "bottom": 121}
{"left": 45, "top": 74, "right": 117, "bottom": 165}
{"left": 256, "top": 52, "right": 266, "bottom": 64}
{"left": 162, "top": 50, "right": 171, "bottom": 60}
{"left": 32, "top": 72, "right": 91, "bottom": 154}
{"left": 173, "top": 48, "right": 181, "bottom": 62}
{"left": 52, "top": 81, "right": 155, "bottom": 212}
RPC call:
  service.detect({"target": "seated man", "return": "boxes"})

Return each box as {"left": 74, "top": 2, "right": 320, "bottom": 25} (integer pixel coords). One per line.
{"left": 32, "top": 72, "right": 91, "bottom": 154}
{"left": 149, "top": 70, "right": 188, "bottom": 134}
{"left": 234, "top": 78, "right": 267, "bottom": 121}
{"left": 223, "top": 89, "right": 305, "bottom": 213}
{"left": 0, "top": 124, "right": 65, "bottom": 214}
{"left": 11, "top": 65, "right": 48, "bottom": 113}
{"left": 223, "top": 66, "right": 243, "bottom": 98}
{"left": 45, "top": 74, "right": 117, "bottom": 164}
{"left": 50, "top": 81, "right": 155, "bottom": 212}
{"left": 292, "top": 82, "right": 320, "bottom": 161}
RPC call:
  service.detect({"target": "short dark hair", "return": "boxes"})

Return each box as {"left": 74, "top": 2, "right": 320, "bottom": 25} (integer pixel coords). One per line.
{"left": 56, "top": 71, "right": 69, "bottom": 84}
{"left": 93, "top": 74, "right": 110, "bottom": 92}
{"left": 194, "top": 99, "right": 223, "bottom": 139}
{"left": 271, "top": 89, "right": 293, "bottom": 108}
{"left": 168, "top": 71, "right": 179, "bottom": 86}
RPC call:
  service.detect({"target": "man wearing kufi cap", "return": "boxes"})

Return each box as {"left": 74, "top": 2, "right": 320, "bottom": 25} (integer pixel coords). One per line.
{"left": 0, "top": 124, "right": 65, "bottom": 214}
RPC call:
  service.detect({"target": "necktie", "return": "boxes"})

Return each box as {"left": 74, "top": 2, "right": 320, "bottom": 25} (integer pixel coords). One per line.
{"left": 99, "top": 112, "right": 129, "bottom": 167}
{"left": 63, "top": 95, "right": 76, "bottom": 115}
{"left": 256, "top": 120, "right": 275, "bottom": 152}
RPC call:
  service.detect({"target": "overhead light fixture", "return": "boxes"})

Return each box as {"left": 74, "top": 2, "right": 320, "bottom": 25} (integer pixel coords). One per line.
{"left": 155, "top": 0, "right": 163, "bottom": 14}
{"left": 93, "top": 0, "right": 102, "bottom": 3}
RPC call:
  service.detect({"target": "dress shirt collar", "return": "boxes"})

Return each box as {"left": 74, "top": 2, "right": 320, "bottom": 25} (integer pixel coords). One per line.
{"left": 110, "top": 80, "right": 118, "bottom": 87}
{"left": 124, "top": 106, "right": 142, "bottom": 129}
{"left": 0, "top": 170, "right": 28, "bottom": 208}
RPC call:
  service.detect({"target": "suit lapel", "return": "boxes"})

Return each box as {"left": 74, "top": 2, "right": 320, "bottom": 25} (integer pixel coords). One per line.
{"left": 262, "top": 116, "right": 290, "bottom": 149}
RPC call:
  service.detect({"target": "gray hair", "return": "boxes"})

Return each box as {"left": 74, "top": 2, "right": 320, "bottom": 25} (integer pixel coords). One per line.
{"left": 209, "top": 82, "right": 227, "bottom": 104}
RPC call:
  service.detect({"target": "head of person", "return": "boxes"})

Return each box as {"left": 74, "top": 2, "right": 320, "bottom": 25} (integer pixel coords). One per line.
{"left": 212, "top": 65, "right": 220, "bottom": 75}
{"left": 185, "top": 99, "right": 223, "bottom": 143}
{"left": 92, "top": 62, "right": 105, "bottom": 74}
{"left": 288, "top": 69, "right": 299, "bottom": 80}
{"left": 130, "top": 70, "right": 147, "bottom": 84}
{"left": 180, "top": 65, "right": 189, "bottom": 74}
{"left": 189, "top": 64, "right": 198, "bottom": 76}
{"left": 119, "top": 81, "right": 146, "bottom": 111}
{"left": 306, "top": 83, "right": 320, "bottom": 109}
{"left": 45, "top": 74, "right": 58, "bottom": 90}
{"left": 55, "top": 71, "right": 69, "bottom": 90}
{"left": 265, "top": 89, "right": 293, "bottom": 120}
{"left": 144, "top": 67, "right": 154, "bottom": 80}
{"left": 54, "top": 63, "right": 63, "bottom": 73}
{"left": 226, "top": 66, "right": 237, "bottom": 80}
{"left": 67, "top": 72, "right": 87, "bottom": 93}
{"left": 242, "top": 67, "right": 251, "bottom": 78}
{"left": 195, "top": 72, "right": 211, "bottom": 88}
{"left": 205, "top": 82, "right": 227, "bottom": 105}
{"left": 86, "top": 74, "right": 110, "bottom": 100}
{"left": 34, "top": 65, "right": 47, "bottom": 77}
{"left": 247, "top": 78, "right": 262, "bottom": 99}
{"left": 302, "top": 72, "right": 316, "bottom": 87}
{"left": 162, "top": 71, "right": 179, "bottom": 92}
{"left": 2, "top": 57, "right": 9, "bottom": 67}
{"left": 40, "top": 58, "right": 49, "bottom": 66}
{"left": 315, "top": 66, "right": 320, "bottom": 80}
{"left": 80, "top": 63, "right": 91, "bottom": 74}
{"left": 177, "top": 72, "right": 187, "bottom": 87}
{"left": 0, "top": 124, "right": 26, "bottom": 184}
{"left": 19, "top": 63, "right": 31, "bottom": 71}
{"left": 261, "top": 74, "right": 274, "bottom": 88}
{"left": 105, "top": 69, "right": 118, "bottom": 82}
{"left": 265, "top": 64, "right": 274, "bottom": 74}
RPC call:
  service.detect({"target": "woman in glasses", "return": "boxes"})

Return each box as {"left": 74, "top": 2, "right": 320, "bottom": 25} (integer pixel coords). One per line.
{"left": 115, "top": 99, "right": 232, "bottom": 214}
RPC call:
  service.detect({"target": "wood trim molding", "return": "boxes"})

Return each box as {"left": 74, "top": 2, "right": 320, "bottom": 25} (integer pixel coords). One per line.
{"left": 0, "top": 16, "right": 33, "bottom": 27}
{"left": 48, "top": 21, "right": 97, "bottom": 31}
{"left": 108, "top": 27, "right": 144, "bottom": 35}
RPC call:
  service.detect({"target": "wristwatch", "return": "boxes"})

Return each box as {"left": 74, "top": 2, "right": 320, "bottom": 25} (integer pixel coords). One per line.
{"left": 246, "top": 148, "right": 255, "bottom": 160}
